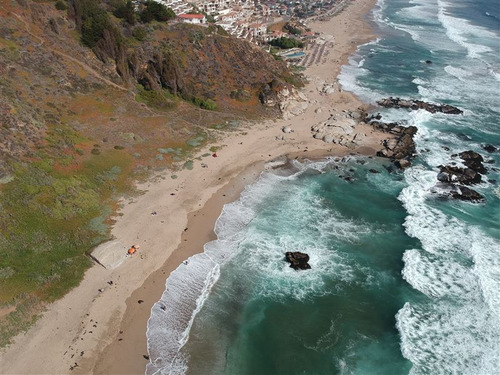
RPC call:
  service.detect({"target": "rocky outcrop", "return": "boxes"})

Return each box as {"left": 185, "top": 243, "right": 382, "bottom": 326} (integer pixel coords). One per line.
{"left": 437, "top": 166, "right": 482, "bottom": 185}
{"left": 458, "top": 150, "right": 487, "bottom": 174}
{"left": 377, "top": 98, "right": 463, "bottom": 115}
{"left": 259, "top": 79, "right": 308, "bottom": 117}
{"left": 437, "top": 150, "right": 487, "bottom": 185}
{"left": 285, "top": 252, "right": 311, "bottom": 270}
{"left": 375, "top": 124, "right": 418, "bottom": 168}
{"left": 435, "top": 150, "right": 487, "bottom": 203}
{"left": 450, "top": 186, "right": 485, "bottom": 202}
{"left": 310, "top": 111, "right": 360, "bottom": 145}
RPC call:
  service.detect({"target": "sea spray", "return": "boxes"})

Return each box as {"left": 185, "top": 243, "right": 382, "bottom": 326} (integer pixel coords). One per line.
{"left": 339, "top": 0, "right": 499, "bottom": 373}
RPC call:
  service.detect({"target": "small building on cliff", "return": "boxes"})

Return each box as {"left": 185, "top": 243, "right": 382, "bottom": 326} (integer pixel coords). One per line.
{"left": 178, "top": 13, "right": 206, "bottom": 24}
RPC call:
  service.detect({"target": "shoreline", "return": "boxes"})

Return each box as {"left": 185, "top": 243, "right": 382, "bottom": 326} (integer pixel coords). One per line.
{"left": 0, "top": 0, "right": 381, "bottom": 373}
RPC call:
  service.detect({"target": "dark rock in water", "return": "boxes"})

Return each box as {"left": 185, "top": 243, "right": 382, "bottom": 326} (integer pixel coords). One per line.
{"left": 459, "top": 150, "right": 487, "bottom": 174}
{"left": 369, "top": 169, "right": 380, "bottom": 174}
{"left": 450, "top": 186, "right": 485, "bottom": 202}
{"left": 375, "top": 125, "right": 418, "bottom": 169}
{"left": 377, "top": 97, "right": 463, "bottom": 115}
{"left": 343, "top": 176, "right": 354, "bottom": 182}
{"left": 425, "top": 60, "right": 432, "bottom": 64}
{"left": 488, "top": 179, "right": 497, "bottom": 184}
{"left": 482, "top": 144, "right": 498, "bottom": 153}
{"left": 442, "top": 146, "right": 450, "bottom": 151}
{"left": 395, "top": 159, "right": 411, "bottom": 169}
{"left": 392, "top": 126, "right": 418, "bottom": 160}
{"left": 438, "top": 165, "right": 482, "bottom": 185}
{"left": 285, "top": 252, "right": 311, "bottom": 270}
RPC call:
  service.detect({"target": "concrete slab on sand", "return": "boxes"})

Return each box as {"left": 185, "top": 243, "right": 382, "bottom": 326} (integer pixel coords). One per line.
{"left": 91, "top": 240, "right": 128, "bottom": 269}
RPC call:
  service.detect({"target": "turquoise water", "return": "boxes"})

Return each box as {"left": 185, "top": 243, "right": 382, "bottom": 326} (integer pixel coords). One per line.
{"left": 147, "top": 0, "right": 500, "bottom": 374}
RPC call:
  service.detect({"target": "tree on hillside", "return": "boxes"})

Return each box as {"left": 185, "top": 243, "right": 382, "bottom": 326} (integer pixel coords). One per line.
{"left": 112, "top": 0, "right": 136, "bottom": 25}
{"left": 73, "top": 0, "right": 117, "bottom": 47}
{"left": 140, "top": 0, "right": 175, "bottom": 23}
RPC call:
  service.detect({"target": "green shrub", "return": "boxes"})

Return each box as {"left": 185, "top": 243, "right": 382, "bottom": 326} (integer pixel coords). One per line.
{"left": 55, "top": 0, "right": 68, "bottom": 11}
{"left": 192, "top": 97, "right": 217, "bottom": 110}
{"left": 268, "top": 37, "right": 304, "bottom": 49}
{"left": 136, "top": 87, "right": 176, "bottom": 109}
{"left": 132, "top": 26, "right": 147, "bottom": 41}
{"left": 112, "top": 0, "right": 136, "bottom": 25}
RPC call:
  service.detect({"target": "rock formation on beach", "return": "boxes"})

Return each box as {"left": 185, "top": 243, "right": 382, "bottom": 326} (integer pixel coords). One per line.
{"left": 377, "top": 97, "right": 463, "bottom": 115}
{"left": 285, "top": 252, "right": 311, "bottom": 270}
{"left": 310, "top": 110, "right": 359, "bottom": 144}
{"left": 259, "top": 79, "right": 308, "bottom": 118}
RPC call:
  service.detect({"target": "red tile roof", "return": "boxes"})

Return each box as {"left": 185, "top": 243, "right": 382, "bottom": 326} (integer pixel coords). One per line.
{"left": 178, "top": 14, "right": 205, "bottom": 19}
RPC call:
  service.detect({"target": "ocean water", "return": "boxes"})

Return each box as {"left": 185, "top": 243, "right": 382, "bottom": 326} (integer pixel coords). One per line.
{"left": 147, "top": 0, "right": 500, "bottom": 374}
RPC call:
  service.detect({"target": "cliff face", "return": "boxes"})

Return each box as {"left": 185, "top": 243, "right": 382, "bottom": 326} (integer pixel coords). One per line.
{"left": 128, "top": 24, "right": 289, "bottom": 103}
{"left": 65, "top": 0, "right": 293, "bottom": 109}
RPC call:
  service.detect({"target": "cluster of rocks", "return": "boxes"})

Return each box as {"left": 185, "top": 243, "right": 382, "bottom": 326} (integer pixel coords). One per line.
{"left": 369, "top": 118, "right": 418, "bottom": 169}
{"left": 319, "top": 82, "right": 340, "bottom": 95}
{"left": 377, "top": 98, "right": 463, "bottom": 115}
{"left": 285, "top": 252, "right": 311, "bottom": 270}
{"left": 310, "top": 111, "right": 359, "bottom": 144}
{"left": 435, "top": 150, "right": 488, "bottom": 202}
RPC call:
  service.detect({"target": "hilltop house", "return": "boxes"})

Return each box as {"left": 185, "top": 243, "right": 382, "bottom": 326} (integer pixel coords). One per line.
{"left": 178, "top": 13, "right": 206, "bottom": 24}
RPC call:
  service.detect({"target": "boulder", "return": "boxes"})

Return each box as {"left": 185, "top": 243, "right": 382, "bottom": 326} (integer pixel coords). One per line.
{"left": 450, "top": 186, "right": 485, "bottom": 202}
{"left": 482, "top": 144, "right": 497, "bottom": 153}
{"left": 438, "top": 165, "right": 482, "bottom": 185}
{"left": 459, "top": 150, "right": 487, "bottom": 174}
{"left": 395, "top": 159, "right": 411, "bottom": 169}
{"left": 285, "top": 252, "right": 311, "bottom": 270}
{"left": 282, "top": 126, "right": 293, "bottom": 134}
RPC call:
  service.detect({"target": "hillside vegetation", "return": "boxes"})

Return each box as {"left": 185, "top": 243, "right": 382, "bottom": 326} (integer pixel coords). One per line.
{"left": 0, "top": 0, "right": 301, "bottom": 346}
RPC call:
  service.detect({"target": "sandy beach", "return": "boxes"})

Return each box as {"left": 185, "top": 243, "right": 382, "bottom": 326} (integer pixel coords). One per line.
{"left": 0, "top": 0, "right": 381, "bottom": 373}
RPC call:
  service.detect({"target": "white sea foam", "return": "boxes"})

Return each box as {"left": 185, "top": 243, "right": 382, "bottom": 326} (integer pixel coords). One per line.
{"left": 444, "top": 65, "right": 473, "bottom": 81}
{"left": 397, "top": 301, "right": 500, "bottom": 375}
{"left": 402, "top": 249, "right": 479, "bottom": 299}
{"left": 339, "top": 60, "right": 383, "bottom": 103}
{"left": 437, "top": 0, "right": 498, "bottom": 59}
{"left": 146, "top": 160, "right": 377, "bottom": 373}
{"left": 397, "top": 159, "right": 500, "bottom": 374}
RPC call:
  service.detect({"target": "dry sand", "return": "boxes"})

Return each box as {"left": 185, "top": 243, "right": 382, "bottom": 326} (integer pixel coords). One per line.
{"left": 0, "top": 0, "right": 382, "bottom": 373}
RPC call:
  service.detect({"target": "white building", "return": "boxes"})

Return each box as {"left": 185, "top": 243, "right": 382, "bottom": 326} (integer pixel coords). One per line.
{"left": 178, "top": 13, "right": 206, "bottom": 24}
